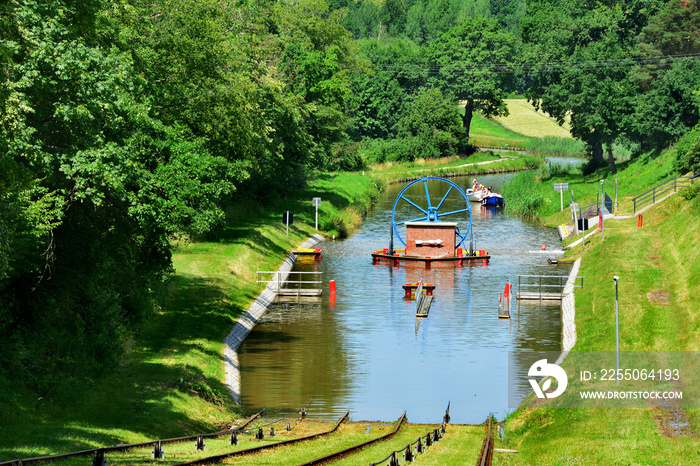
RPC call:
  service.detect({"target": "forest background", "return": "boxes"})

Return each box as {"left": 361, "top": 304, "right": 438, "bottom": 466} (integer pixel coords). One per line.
{"left": 1, "top": 0, "right": 699, "bottom": 410}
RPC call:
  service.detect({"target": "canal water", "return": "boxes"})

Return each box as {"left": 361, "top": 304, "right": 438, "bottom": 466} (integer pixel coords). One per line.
{"left": 238, "top": 173, "right": 573, "bottom": 424}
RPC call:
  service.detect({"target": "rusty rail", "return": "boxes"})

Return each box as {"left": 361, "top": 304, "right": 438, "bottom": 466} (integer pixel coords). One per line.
{"left": 173, "top": 411, "right": 351, "bottom": 466}
{"left": 299, "top": 412, "right": 407, "bottom": 466}
{"left": 0, "top": 409, "right": 264, "bottom": 466}
{"left": 368, "top": 422, "right": 444, "bottom": 466}
{"left": 476, "top": 414, "right": 494, "bottom": 466}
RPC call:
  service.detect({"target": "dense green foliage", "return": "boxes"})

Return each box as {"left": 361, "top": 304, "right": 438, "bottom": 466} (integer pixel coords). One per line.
{"left": 0, "top": 0, "right": 364, "bottom": 400}
{"left": 520, "top": 0, "right": 700, "bottom": 173}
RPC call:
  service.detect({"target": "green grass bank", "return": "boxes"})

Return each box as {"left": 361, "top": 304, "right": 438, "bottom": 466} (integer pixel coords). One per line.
{"left": 494, "top": 150, "right": 699, "bottom": 464}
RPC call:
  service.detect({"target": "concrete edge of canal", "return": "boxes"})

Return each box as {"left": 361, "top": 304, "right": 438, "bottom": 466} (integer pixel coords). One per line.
{"left": 561, "top": 258, "right": 582, "bottom": 353}
{"left": 224, "top": 234, "right": 326, "bottom": 405}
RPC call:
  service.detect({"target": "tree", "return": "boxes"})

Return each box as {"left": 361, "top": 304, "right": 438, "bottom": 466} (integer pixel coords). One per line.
{"left": 631, "top": 59, "right": 700, "bottom": 149}
{"left": 520, "top": 0, "right": 665, "bottom": 173}
{"left": 490, "top": 0, "right": 526, "bottom": 34}
{"left": 396, "top": 87, "right": 468, "bottom": 159}
{"left": 630, "top": 0, "right": 700, "bottom": 149}
{"left": 349, "top": 37, "right": 426, "bottom": 140}
{"left": 428, "top": 17, "right": 516, "bottom": 140}
{"left": 274, "top": 0, "right": 364, "bottom": 170}
{"left": 0, "top": 0, "right": 242, "bottom": 394}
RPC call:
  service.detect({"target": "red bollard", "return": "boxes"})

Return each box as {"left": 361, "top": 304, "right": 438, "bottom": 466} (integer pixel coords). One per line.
{"left": 542, "top": 243, "right": 546, "bottom": 250}
{"left": 599, "top": 212, "right": 603, "bottom": 229}
{"left": 503, "top": 283, "right": 510, "bottom": 298}
{"left": 329, "top": 280, "right": 336, "bottom": 308}
{"left": 638, "top": 214, "right": 643, "bottom": 227}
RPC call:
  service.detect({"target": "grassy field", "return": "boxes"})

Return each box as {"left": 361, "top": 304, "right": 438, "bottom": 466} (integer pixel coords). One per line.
{"left": 467, "top": 99, "right": 585, "bottom": 156}
{"left": 493, "top": 149, "right": 700, "bottom": 465}
{"left": 469, "top": 112, "right": 532, "bottom": 149}
{"left": 493, "top": 99, "right": 573, "bottom": 139}
{"left": 368, "top": 152, "right": 544, "bottom": 184}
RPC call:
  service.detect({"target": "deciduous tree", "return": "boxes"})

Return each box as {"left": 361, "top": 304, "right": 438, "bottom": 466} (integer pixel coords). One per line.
{"left": 428, "top": 17, "right": 515, "bottom": 140}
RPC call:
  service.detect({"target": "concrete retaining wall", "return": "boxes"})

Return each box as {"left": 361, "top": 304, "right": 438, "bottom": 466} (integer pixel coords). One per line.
{"left": 561, "top": 258, "right": 581, "bottom": 352}
{"left": 224, "top": 234, "right": 325, "bottom": 404}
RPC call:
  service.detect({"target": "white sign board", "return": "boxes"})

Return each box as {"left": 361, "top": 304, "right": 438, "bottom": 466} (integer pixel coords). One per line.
{"left": 553, "top": 183, "right": 569, "bottom": 192}
{"left": 312, "top": 197, "right": 322, "bottom": 207}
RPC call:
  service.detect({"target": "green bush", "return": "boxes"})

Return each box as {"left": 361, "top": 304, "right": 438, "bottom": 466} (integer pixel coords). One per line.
{"left": 680, "top": 182, "right": 700, "bottom": 200}
{"left": 502, "top": 167, "right": 548, "bottom": 217}
{"left": 673, "top": 127, "right": 700, "bottom": 174}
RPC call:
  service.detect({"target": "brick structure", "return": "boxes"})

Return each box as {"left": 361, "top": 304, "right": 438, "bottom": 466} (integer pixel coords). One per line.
{"left": 405, "top": 222, "right": 456, "bottom": 258}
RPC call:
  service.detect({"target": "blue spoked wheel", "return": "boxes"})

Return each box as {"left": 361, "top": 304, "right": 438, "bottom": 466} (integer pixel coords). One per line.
{"left": 391, "top": 177, "right": 472, "bottom": 249}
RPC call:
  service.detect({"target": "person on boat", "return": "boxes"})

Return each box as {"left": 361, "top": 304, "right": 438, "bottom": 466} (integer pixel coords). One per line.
{"left": 486, "top": 186, "right": 492, "bottom": 194}
{"left": 472, "top": 179, "right": 478, "bottom": 191}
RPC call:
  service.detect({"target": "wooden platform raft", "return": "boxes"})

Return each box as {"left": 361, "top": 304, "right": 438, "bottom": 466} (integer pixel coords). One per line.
{"left": 372, "top": 248, "right": 490, "bottom": 264}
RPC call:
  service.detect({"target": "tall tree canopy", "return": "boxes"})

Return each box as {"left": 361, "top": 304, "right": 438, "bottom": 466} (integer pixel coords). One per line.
{"left": 428, "top": 17, "right": 516, "bottom": 140}
{"left": 0, "top": 0, "right": 364, "bottom": 395}
{"left": 520, "top": 0, "right": 666, "bottom": 173}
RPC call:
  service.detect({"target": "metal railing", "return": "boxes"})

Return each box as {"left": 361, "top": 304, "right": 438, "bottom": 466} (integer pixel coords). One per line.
{"left": 256, "top": 271, "right": 322, "bottom": 292}
{"left": 517, "top": 275, "right": 584, "bottom": 300}
{"left": 632, "top": 174, "right": 699, "bottom": 213}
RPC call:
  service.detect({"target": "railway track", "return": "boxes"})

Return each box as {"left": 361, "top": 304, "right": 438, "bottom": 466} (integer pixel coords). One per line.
{"left": 173, "top": 411, "right": 353, "bottom": 466}
{"left": 0, "top": 409, "right": 265, "bottom": 466}
{"left": 297, "top": 412, "right": 407, "bottom": 466}
{"left": 2, "top": 404, "right": 485, "bottom": 466}
{"left": 476, "top": 415, "right": 495, "bottom": 466}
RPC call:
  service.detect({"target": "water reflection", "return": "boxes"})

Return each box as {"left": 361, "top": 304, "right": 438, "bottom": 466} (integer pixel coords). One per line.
{"left": 238, "top": 174, "right": 571, "bottom": 423}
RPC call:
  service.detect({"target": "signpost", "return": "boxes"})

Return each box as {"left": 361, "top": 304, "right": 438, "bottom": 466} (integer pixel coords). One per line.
{"left": 283, "top": 211, "right": 293, "bottom": 237}
{"left": 600, "top": 180, "right": 605, "bottom": 241}
{"left": 571, "top": 202, "right": 579, "bottom": 235}
{"left": 554, "top": 182, "right": 569, "bottom": 211}
{"left": 312, "top": 197, "right": 321, "bottom": 231}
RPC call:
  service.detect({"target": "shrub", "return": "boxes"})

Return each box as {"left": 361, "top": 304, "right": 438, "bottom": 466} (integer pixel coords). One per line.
{"left": 673, "top": 127, "right": 700, "bottom": 174}
{"left": 502, "top": 168, "right": 548, "bottom": 217}
{"left": 680, "top": 182, "right": 700, "bottom": 200}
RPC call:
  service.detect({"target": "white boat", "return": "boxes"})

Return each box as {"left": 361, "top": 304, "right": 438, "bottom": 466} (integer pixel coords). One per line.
{"left": 466, "top": 188, "right": 486, "bottom": 202}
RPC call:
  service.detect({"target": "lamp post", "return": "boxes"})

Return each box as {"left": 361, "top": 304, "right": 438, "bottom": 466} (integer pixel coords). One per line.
{"left": 600, "top": 179, "right": 605, "bottom": 241}
{"left": 613, "top": 275, "right": 620, "bottom": 385}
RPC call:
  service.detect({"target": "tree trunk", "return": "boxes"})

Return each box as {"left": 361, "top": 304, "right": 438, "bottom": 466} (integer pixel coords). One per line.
{"left": 462, "top": 98, "right": 474, "bottom": 139}
{"left": 590, "top": 134, "right": 605, "bottom": 169}
{"left": 606, "top": 144, "right": 617, "bottom": 174}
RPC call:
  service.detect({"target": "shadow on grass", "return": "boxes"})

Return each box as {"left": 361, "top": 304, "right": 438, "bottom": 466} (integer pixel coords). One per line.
{"left": 0, "top": 274, "right": 243, "bottom": 462}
